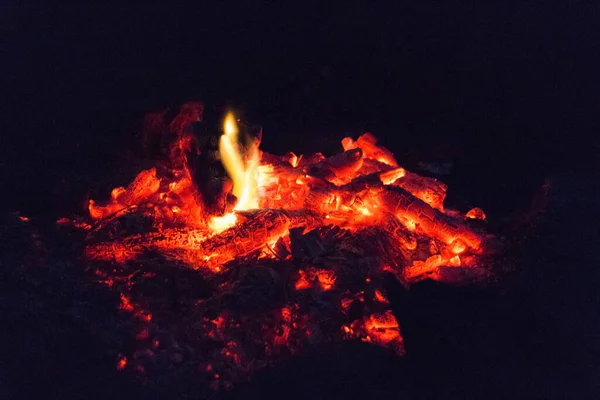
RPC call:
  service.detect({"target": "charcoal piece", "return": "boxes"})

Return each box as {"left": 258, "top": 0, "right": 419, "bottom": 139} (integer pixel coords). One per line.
{"left": 378, "top": 186, "right": 482, "bottom": 250}
{"left": 260, "top": 152, "right": 301, "bottom": 169}
{"left": 381, "top": 214, "right": 417, "bottom": 251}
{"left": 237, "top": 120, "right": 263, "bottom": 152}
{"left": 303, "top": 186, "right": 365, "bottom": 216}
{"left": 200, "top": 210, "right": 321, "bottom": 267}
{"left": 347, "top": 299, "right": 365, "bottom": 322}
{"left": 303, "top": 148, "right": 363, "bottom": 181}
{"left": 184, "top": 121, "right": 235, "bottom": 216}
{"left": 342, "top": 132, "right": 398, "bottom": 166}
{"left": 340, "top": 171, "right": 387, "bottom": 192}
{"left": 321, "top": 225, "right": 347, "bottom": 242}
{"left": 289, "top": 228, "right": 325, "bottom": 259}
{"left": 353, "top": 157, "right": 396, "bottom": 176}
{"left": 139, "top": 102, "right": 204, "bottom": 160}
{"left": 272, "top": 237, "right": 291, "bottom": 259}
{"left": 221, "top": 266, "right": 284, "bottom": 314}
{"left": 167, "top": 102, "right": 205, "bottom": 136}
{"left": 391, "top": 170, "right": 448, "bottom": 211}
{"left": 288, "top": 227, "right": 306, "bottom": 257}
{"left": 116, "top": 213, "right": 154, "bottom": 236}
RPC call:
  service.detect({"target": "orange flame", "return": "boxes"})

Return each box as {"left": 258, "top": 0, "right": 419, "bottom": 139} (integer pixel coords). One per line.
{"left": 219, "top": 112, "right": 260, "bottom": 211}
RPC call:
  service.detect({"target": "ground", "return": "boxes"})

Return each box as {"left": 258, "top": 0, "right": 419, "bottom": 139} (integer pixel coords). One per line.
{"left": 1, "top": 3, "right": 597, "bottom": 398}
{"left": 0, "top": 165, "right": 597, "bottom": 399}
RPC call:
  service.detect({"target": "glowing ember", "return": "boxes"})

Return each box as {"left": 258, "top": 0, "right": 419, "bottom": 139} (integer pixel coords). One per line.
{"left": 295, "top": 268, "right": 336, "bottom": 291}
{"left": 59, "top": 103, "right": 495, "bottom": 392}
{"left": 116, "top": 355, "right": 128, "bottom": 371}
{"left": 209, "top": 212, "right": 237, "bottom": 233}
{"left": 364, "top": 310, "right": 401, "bottom": 345}
{"left": 466, "top": 207, "right": 487, "bottom": 220}
{"left": 374, "top": 289, "right": 390, "bottom": 304}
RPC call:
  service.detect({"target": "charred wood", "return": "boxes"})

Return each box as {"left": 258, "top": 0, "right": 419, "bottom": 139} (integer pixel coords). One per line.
{"left": 302, "top": 148, "right": 363, "bottom": 182}
{"left": 377, "top": 186, "right": 482, "bottom": 250}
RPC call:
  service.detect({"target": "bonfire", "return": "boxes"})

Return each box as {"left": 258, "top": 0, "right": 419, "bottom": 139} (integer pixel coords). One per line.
{"left": 59, "top": 102, "right": 494, "bottom": 392}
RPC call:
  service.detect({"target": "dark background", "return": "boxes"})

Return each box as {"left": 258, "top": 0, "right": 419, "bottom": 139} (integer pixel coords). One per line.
{"left": 1, "top": 2, "right": 598, "bottom": 218}
{"left": 1, "top": 3, "right": 600, "bottom": 399}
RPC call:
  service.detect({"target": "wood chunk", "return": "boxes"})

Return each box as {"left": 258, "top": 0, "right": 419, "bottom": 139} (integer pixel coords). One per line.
{"left": 380, "top": 214, "right": 417, "bottom": 251}
{"left": 342, "top": 133, "right": 398, "bottom": 167}
{"left": 340, "top": 167, "right": 405, "bottom": 193}
{"left": 289, "top": 228, "right": 325, "bottom": 259}
{"left": 201, "top": 210, "right": 323, "bottom": 266}
{"left": 272, "top": 237, "right": 291, "bottom": 260}
{"left": 117, "top": 168, "right": 162, "bottom": 206}
{"left": 353, "top": 158, "right": 396, "bottom": 176}
{"left": 185, "top": 122, "right": 235, "bottom": 216}
{"left": 377, "top": 186, "right": 482, "bottom": 250}
{"left": 303, "top": 148, "right": 364, "bottom": 182}
{"left": 390, "top": 170, "right": 447, "bottom": 211}
{"left": 89, "top": 168, "right": 161, "bottom": 220}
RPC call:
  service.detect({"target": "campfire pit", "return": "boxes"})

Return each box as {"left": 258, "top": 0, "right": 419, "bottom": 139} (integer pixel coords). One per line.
{"left": 58, "top": 102, "right": 496, "bottom": 393}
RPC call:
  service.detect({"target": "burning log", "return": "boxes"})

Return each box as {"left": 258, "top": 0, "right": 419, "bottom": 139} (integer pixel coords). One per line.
{"left": 86, "top": 209, "right": 320, "bottom": 269}
{"left": 340, "top": 167, "right": 406, "bottom": 192}
{"left": 341, "top": 133, "right": 447, "bottom": 210}
{"left": 201, "top": 209, "right": 322, "bottom": 267}
{"left": 297, "top": 152, "right": 326, "bottom": 167}
{"left": 353, "top": 158, "right": 396, "bottom": 176}
{"left": 376, "top": 186, "right": 482, "bottom": 251}
{"left": 390, "top": 170, "right": 448, "bottom": 211}
{"left": 89, "top": 168, "right": 161, "bottom": 220}
{"left": 84, "top": 227, "right": 210, "bottom": 262}
{"left": 381, "top": 214, "right": 417, "bottom": 251}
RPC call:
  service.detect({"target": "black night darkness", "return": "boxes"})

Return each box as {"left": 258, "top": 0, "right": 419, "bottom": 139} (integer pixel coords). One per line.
{"left": 0, "top": 3, "right": 598, "bottom": 399}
